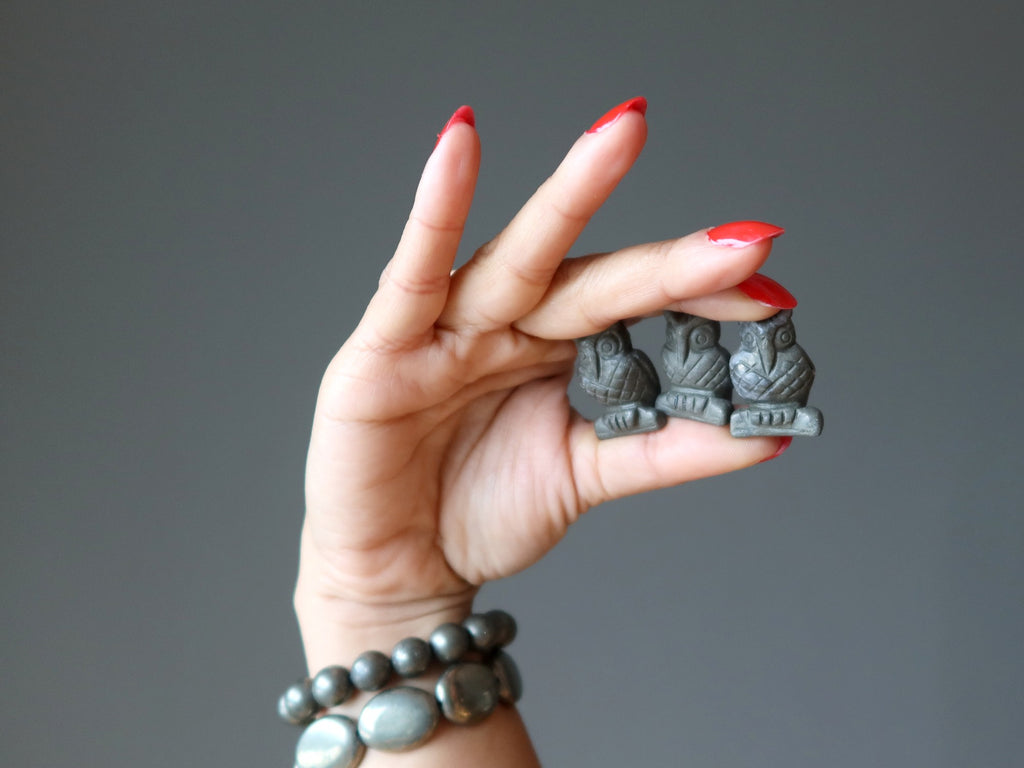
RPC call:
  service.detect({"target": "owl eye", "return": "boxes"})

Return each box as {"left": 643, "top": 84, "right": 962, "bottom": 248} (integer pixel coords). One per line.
{"left": 742, "top": 332, "right": 755, "bottom": 347}
{"left": 691, "top": 329, "right": 711, "bottom": 348}
{"left": 597, "top": 335, "right": 621, "bottom": 356}
{"left": 776, "top": 328, "right": 794, "bottom": 347}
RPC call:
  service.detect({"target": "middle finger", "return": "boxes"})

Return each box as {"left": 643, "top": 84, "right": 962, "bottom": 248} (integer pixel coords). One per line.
{"left": 513, "top": 222, "right": 789, "bottom": 339}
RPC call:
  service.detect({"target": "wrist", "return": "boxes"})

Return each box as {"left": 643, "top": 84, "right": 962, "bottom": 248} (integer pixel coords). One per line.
{"left": 294, "top": 522, "right": 479, "bottom": 671}
{"left": 294, "top": 592, "right": 476, "bottom": 674}
{"left": 283, "top": 596, "right": 537, "bottom": 768}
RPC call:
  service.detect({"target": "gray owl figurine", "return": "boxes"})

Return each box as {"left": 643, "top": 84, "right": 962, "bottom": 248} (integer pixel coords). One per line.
{"left": 575, "top": 321, "right": 666, "bottom": 439}
{"left": 656, "top": 311, "right": 733, "bottom": 426}
{"left": 729, "top": 309, "right": 823, "bottom": 437}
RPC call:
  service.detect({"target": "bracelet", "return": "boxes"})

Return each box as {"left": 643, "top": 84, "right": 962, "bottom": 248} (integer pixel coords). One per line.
{"left": 278, "top": 610, "right": 522, "bottom": 768}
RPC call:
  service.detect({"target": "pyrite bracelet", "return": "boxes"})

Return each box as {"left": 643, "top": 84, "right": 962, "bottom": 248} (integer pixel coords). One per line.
{"left": 278, "top": 610, "right": 522, "bottom": 768}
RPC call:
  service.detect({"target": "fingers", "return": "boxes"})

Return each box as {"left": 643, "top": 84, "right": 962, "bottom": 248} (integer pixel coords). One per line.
{"left": 354, "top": 107, "right": 481, "bottom": 351}
{"left": 664, "top": 274, "right": 796, "bottom": 322}
{"left": 438, "top": 97, "right": 649, "bottom": 332}
{"left": 569, "top": 416, "right": 789, "bottom": 510}
{"left": 514, "top": 225, "right": 789, "bottom": 339}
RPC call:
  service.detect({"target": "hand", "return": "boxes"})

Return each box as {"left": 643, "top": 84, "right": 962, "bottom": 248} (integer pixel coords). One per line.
{"left": 295, "top": 99, "right": 791, "bottom": 668}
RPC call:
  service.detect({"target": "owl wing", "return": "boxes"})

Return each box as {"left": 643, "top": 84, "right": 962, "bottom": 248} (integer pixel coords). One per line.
{"left": 763, "top": 353, "right": 815, "bottom": 402}
{"left": 730, "top": 351, "right": 775, "bottom": 400}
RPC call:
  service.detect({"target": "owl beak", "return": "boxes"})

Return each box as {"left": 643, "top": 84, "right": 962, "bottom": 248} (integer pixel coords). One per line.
{"left": 757, "top": 338, "right": 776, "bottom": 373}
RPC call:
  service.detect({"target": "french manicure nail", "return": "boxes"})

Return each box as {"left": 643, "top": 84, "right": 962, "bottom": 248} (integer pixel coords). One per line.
{"left": 586, "top": 96, "right": 648, "bottom": 134}
{"left": 736, "top": 273, "right": 798, "bottom": 309}
{"left": 758, "top": 436, "right": 793, "bottom": 463}
{"left": 707, "top": 221, "right": 785, "bottom": 247}
{"left": 435, "top": 105, "right": 475, "bottom": 147}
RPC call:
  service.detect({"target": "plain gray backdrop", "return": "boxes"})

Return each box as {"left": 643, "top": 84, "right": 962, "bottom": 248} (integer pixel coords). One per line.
{"left": 4, "top": 1, "right": 1022, "bottom": 766}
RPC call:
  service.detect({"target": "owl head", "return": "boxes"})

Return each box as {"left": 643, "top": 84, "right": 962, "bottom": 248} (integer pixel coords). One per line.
{"left": 663, "top": 311, "right": 721, "bottom": 359}
{"left": 575, "top": 321, "right": 632, "bottom": 380}
{"left": 737, "top": 310, "right": 796, "bottom": 373}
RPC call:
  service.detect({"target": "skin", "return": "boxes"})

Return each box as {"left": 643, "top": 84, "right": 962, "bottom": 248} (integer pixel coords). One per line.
{"left": 294, "top": 105, "right": 787, "bottom": 765}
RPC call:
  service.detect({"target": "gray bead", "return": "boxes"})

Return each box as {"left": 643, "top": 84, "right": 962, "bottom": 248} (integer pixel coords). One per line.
{"left": 491, "top": 651, "right": 523, "bottom": 704}
{"left": 435, "top": 662, "right": 500, "bottom": 725}
{"left": 357, "top": 686, "right": 440, "bottom": 752}
{"left": 429, "top": 622, "right": 471, "bottom": 663}
{"left": 279, "top": 678, "right": 319, "bottom": 725}
{"left": 311, "top": 666, "right": 353, "bottom": 708}
{"left": 295, "top": 715, "right": 365, "bottom": 768}
{"left": 463, "top": 613, "right": 502, "bottom": 653}
{"left": 484, "top": 609, "right": 517, "bottom": 647}
{"left": 391, "top": 637, "right": 432, "bottom": 677}
{"left": 349, "top": 650, "right": 391, "bottom": 691}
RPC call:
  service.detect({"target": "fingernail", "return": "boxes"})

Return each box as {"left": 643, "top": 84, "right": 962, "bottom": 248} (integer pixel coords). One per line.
{"left": 707, "top": 221, "right": 785, "bottom": 247}
{"left": 736, "top": 273, "right": 798, "bottom": 309}
{"left": 435, "top": 105, "right": 475, "bottom": 147}
{"left": 586, "top": 96, "right": 648, "bottom": 134}
{"left": 758, "top": 436, "right": 793, "bottom": 463}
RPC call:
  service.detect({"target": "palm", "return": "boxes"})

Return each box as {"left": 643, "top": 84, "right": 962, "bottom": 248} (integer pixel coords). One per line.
{"left": 305, "top": 327, "right": 579, "bottom": 605}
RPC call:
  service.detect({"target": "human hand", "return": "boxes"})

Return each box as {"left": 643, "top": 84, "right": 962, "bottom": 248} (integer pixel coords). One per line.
{"left": 295, "top": 99, "right": 794, "bottom": 669}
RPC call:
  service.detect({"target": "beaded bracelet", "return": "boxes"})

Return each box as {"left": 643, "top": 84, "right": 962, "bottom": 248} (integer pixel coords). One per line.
{"left": 278, "top": 610, "right": 522, "bottom": 768}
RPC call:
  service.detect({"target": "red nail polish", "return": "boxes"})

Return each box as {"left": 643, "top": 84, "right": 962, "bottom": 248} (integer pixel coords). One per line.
{"left": 758, "top": 436, "right": 793, "bottom": 463}
{"left": 707, "top": 221, "right": 785, "bottom": 247}
{"left": 435, "top": 105, "right": 475, "bottom": 147}
{"left": 586, "top": 96, "right": 648, "bottom": 134}
{"left": 736, "top": 273, "right": 798, "bottom": 309}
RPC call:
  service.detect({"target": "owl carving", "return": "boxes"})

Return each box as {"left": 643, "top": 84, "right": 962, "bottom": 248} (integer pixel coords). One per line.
{"left": 656, "top": 311, "right": 733, "bottom": 425}
{"left": 575, "top": 321, "right": 666, "bottom": 439}
{"left": 729, "top": 310, "right": 823, "bottom": 437}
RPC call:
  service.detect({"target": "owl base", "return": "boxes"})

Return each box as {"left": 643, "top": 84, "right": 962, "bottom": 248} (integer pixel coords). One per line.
{"left": 656, "top": 388, "right": 733, "bottom": 426}
{"left": 594, "top": 405, "right": 667, "bottom": 440}
{"left": 730, "top": 403, "right": 823, "bottom": 438}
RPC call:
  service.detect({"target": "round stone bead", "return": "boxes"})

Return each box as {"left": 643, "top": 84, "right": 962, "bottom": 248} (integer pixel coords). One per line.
{"left": 295, "top": 715, "right": 365, "bottom": 768}
{"left": 279, "top": 679, "right": 318, "bottom": 725}
{"left": 491, "top": 651, "right": 523, "bottom": 704}
{"left": 429, "top": 622, "right": 471, "bottom": 663}
{"left": 391, "top": 637, "right": 432, "bottom": 678}
{"left": 350, "top": 650, "right": 391, "bottom": 691}
{"left": 311, "top": 665, "right": 353, "bottom": 708}
{"left": 357, "top": 686, "right": 440, "bottom": 752}
{"left": 435, "top": 662, "right": 500, "bottom": 725}
{"left": 484, "top": 609, "right": 517, "bottom": 647}
{"left": 462, "top": 613, "right": 502, "bottom": 653}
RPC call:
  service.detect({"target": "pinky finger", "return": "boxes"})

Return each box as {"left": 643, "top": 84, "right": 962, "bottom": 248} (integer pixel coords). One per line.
{"left": 355, "top": 107, "right": 481, "bottom": 350}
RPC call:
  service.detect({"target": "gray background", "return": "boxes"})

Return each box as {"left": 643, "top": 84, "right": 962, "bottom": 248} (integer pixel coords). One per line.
{"left": 4, "top": 1, "right": 1022, "bottom": 766}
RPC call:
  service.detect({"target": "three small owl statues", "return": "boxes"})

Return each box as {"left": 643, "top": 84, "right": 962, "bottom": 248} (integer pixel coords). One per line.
{"left": 575, "top": 310, "right": 823, "bottom": 440}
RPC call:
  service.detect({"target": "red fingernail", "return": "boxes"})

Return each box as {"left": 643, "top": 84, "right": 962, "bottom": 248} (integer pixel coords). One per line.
{"left": 758, "top": 436, "right": 793, "bottom": 463}
{"left": 586, "top": 96, "right": 648, "bottom": 134}
{"left": 435, "top": 105, "right": 475, "bottom": 147}
{"left": 736, "top": 273, "right": 798, "bottom": 309}
{"left": 707, "top": 221, "right": 785, "bottom": 247}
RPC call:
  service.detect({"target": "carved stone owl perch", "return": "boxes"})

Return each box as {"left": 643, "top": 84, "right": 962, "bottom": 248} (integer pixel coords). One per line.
{"left": 575, "top": 321, "right": 666, "bottom": 440}
{"left": 656, "top": 311, "right": 733, "bottom": 426}
{"left": 729, "top": 310, "right": 823, "bottom": 437}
